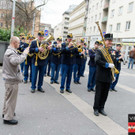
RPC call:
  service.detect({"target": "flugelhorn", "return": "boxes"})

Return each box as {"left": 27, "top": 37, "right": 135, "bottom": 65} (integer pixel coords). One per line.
{"left": 95, "top": 21, "right": 119, "bottom": 81}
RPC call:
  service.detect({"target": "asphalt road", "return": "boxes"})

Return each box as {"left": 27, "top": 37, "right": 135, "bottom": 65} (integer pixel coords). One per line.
{"left": 0, "top": 64, "right": 134, "bottom": 135}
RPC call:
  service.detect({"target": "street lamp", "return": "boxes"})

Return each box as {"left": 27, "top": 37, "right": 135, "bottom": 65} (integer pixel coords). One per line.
{"left": 11, "top": 0, "right": 16, "bottom": 37}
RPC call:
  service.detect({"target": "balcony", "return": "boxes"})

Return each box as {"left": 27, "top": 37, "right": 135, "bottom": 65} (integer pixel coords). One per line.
{"left": 102, "top": 16, "right": 108, "bottom": 23}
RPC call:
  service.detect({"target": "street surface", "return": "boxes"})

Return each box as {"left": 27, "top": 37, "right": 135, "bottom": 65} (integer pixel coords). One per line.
{"left": 0, "top": 64, "right": 134, "bottom": 135}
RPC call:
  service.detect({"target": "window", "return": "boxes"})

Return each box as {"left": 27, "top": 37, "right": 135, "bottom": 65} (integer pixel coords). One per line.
{"left": 94, "top": 26, "right": 96, "bottom": 32}
{"left": 100, "top": 0, "right": 103, "bottom": 7}
{"left": 89, "top": 8, "right": 91, "bottom": 14}
{"left": 118, "top": 6, "right": 123, "bottom": 15}
{"left": 116, "top": 23, "right": 121, "bottom": 31}
{"left": 65, "top": 17, "right": 69, "bottom": 20}
{"left": 0, "top": 22, "right": 3, "bottom": 27}
{"left": 109, "top": 25, "right": 113, "bottom": 32}
{"left": 1, "top": 13, "right": 4, "bottom": 18}
{"left": 65, "top": 22, "right": 69, "bottom": 25}
{"left": 63, "top": 31, "right": 68, "bottom": 34}
{"left": 95, "top": 15, "right": 97, "bottom": 21}
{"left": 128, "top": 2, "right": 134, "bottom": 13}
{"left": 91, "top": 17, "right": 93, "bottom": 22}
{"left": 96, "top": 3, "right": 98, "bottom": 9}
{"left": 99, "top": 13, "right": 101, "bottom": 19}
{"left": 90, "top": 27, "right": 92, "bottom": 33}
{"left": 92, "top": 5, "right": 94, "bottom": 11}
{"left": 64, "top": 27, "right": 68, "bottom": 29}
{"left": 125, "top": 21, "right": 131, "bottom": 30}
{"left": 111, "top": 9, "right": 115, "bottom": 17}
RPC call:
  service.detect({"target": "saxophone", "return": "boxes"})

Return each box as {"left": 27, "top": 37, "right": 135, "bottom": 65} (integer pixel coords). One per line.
{"left": 95, "top": 21, "right": 119, "bottom": 81}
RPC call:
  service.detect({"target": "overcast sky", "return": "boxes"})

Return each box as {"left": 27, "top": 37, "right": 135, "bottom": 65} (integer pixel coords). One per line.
{"left": 41, "top": 0, "right": 83, "bottom": 28}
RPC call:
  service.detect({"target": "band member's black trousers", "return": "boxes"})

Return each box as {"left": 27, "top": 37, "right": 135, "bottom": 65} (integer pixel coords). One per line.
{"left": 93, "top": 81, "right": 111, "bottom": 111}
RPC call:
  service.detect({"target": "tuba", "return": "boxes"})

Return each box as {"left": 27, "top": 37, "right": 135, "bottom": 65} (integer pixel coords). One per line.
{"left": 38, "top": 34, "right": 54, "bottom": 60}
{"left": 35, "top": 34, "right": 54, "bottom": 66}
{"left": 95, "top": 21, "right": 119, "bottom": 81}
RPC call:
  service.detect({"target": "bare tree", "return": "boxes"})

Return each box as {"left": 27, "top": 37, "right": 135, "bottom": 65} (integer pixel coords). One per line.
{"left": 8, "top": 0, "right": 49, "bottom": 32}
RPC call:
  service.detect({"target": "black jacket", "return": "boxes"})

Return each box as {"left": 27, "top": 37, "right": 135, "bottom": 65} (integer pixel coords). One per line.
{"left": 61, "top": 42, "right": 78, "bottom": 65}
{"left": 95, "top": 48, "right": 113, "bottom": 83}
{"left": 29, "top": 40, "right": 47, "bottom": 66}
{"left": 51, "top": 47, "right": 61, "bottom": 65}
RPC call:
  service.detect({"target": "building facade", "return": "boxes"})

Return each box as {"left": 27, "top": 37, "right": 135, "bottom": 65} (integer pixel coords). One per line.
{"left": 68, "top": 1, "right": 86, "bottom": 42}
{"left": 54, "top": 22, "right": 63, "bottom": 40}
{"left": 0, "top": 0, "right": 12, "bottom": 28}
{"left": 0, "top": 0, "right": 41, "bottom": 36}
{"left": 85, "top": 0, "right": 135, "bottom": 60}
{"left": 107, "top": 0, "right": 135, "bottom": 61}
{"left": 85, "top": 0, "right": 107, "bottom": 48}
{"left": 54, "top": 5, "right": 76, "bottom": 41}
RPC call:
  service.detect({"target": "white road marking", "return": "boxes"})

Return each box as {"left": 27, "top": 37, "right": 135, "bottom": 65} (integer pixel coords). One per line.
{"left": 120, "top": 71, "right": 135, "bottom": 77}
{"left": 85, "top": 71, "right": 135, "bottom": 94}
{"left": 44, "top": 77, "right": 127, "bottom": 135}
{"left": 117, "top": 84, "right": 135, "bottom": 94}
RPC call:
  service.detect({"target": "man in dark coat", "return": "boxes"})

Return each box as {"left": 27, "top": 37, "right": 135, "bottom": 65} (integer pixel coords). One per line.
{"left": 93, "top": 33, "right": 114, "bottom": 116}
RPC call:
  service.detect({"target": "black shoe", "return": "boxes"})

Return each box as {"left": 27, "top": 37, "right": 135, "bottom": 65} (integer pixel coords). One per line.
{"left": 60, "top": 90, "right": 64, "bottom": 93}
{"left": 112, "top": 89, "right": 117, "bottom": 92}
{"left": 109, "top": 89, "right": 113, "bottom": 91}
{"left": 47, "top": 74, "right": 51, "bottom": 77}
{"left": 3, "top": 119, "right": 18, "bottom": 125}
{"left": 24, "top": 80, "right": 27, "bottom": 84}
{"left": 31, "top": 89, "right": 35, "bottom": 93}
{"left": 74, "top": 81, "right": 78, "bottom": 84}
{"left": 37, "top": 88, "right": 45, "bottom": 93}
{"left": 94, "top": 110, "right": 99, "bottom": 116}
{"left": 44, "top": 74, "right": 46, "bottom": 77}
{"left": 88, "top": 89, "right": 91, "bottom": 92}
{"left": 81, "top": 75, "right": 85, "bottom": 77}
{"left": 2, "top": 113, "right": 16, "bottom": 118}
{"left": 77, "top": 81, "right": 81, "bottom": 84}
{"left": 66, "top": 89, "right": 72, "bottom": 93}
{"left": 90, "top": 88, "right": 95, "bottom": 92}
{"left": 99, "top": 109, "right": 107, "bottom": 116}
{"left": 50, "top": 81, "right": 53, "bottom": 84}
{"left": 54, "top": 81, "right": 59, "bottom": 84}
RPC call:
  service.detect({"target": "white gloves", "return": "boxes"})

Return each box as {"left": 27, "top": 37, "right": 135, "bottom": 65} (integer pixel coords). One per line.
{"left": 108, "top": 63, "right": 114, "bottom": 68}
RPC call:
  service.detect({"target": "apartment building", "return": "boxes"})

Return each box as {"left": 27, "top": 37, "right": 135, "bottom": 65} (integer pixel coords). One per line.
{"left": 68, "top": 1, "right": 86, "bottom": 42}
{"left": 54, "top": 5, "right": 76, "bottom": 41}
{"left": 107, "top": 0, "right": 135, "bottom": 61}
{"left": 86, "top": 0, "right": 108, "bottom": 48}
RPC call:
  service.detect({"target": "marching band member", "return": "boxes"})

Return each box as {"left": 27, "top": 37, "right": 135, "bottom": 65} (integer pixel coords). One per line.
{"left": 60, "top": 33, "right": 77, "bottom": 93}
{"left": 50, "top": 37, "right": 62, "bottom": 84}
{"left": 93, "top": 33, "right": 115, "bottom": 116}
{"left": 18, "top": 34, "right": 26, "bottom": 73}
{"left": 73, "top": 38, "right": 84, "bottom": 84}
{"left": 81, "top": 42, "right": 88, "bottom": 77}
{"left": 29, "top": 31, "right": 50, "bottom": 93}
{"left": 23, "top": 34, "right": 34, "bottom": 83}
{"left": 110, "top": 43, "right": 124, "bottom": 92}
{"left": 87, "top": 41, "right": 99, "bottom": 92}
{"left": 44, "top": 40, "right": 52, "bottom": 77}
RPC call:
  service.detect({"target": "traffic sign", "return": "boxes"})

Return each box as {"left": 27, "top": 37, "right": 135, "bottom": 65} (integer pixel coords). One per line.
{"left": 44, "top": 30, "right": 48, "bottom": 36}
